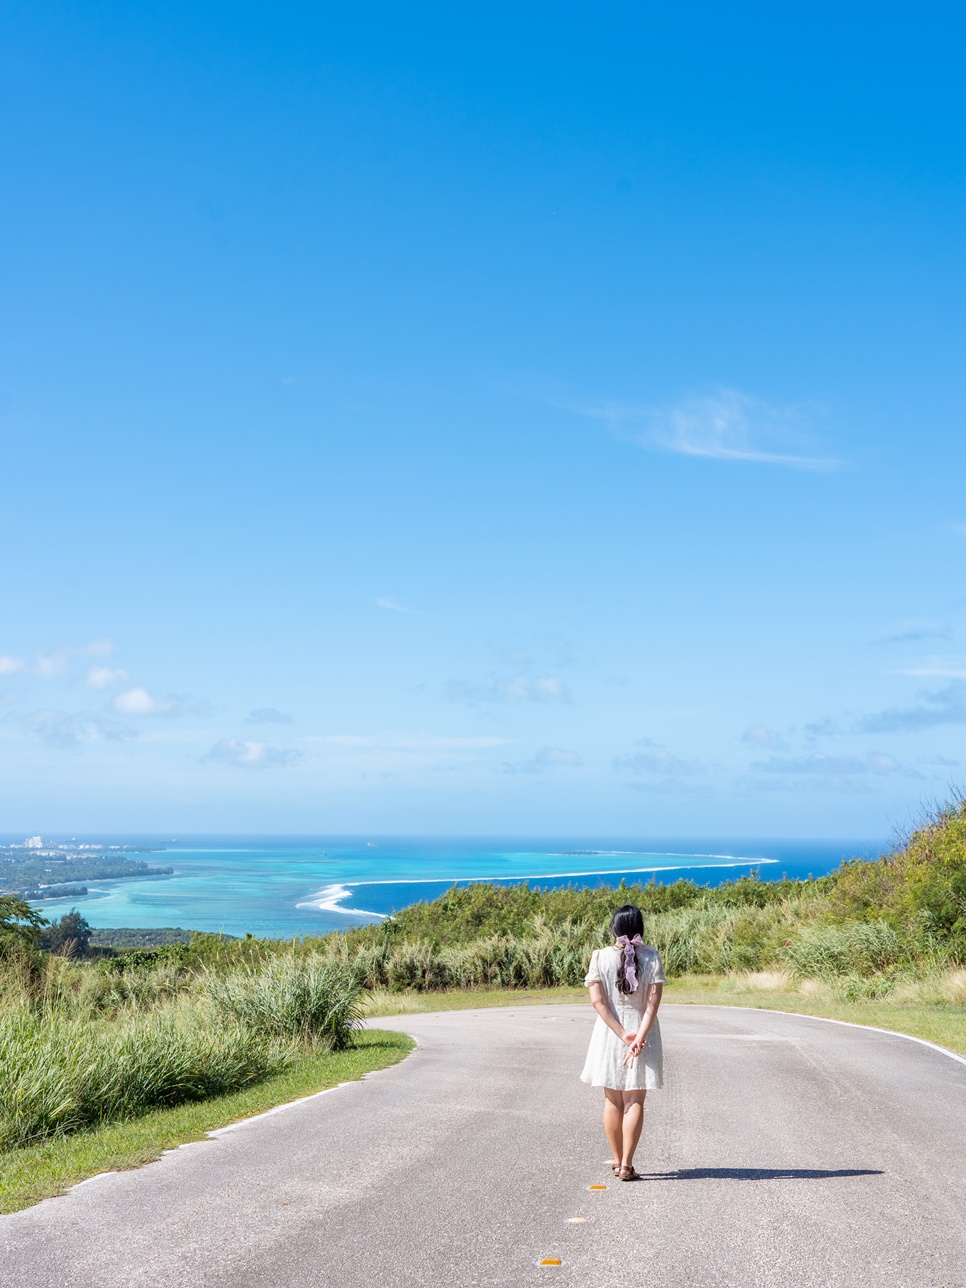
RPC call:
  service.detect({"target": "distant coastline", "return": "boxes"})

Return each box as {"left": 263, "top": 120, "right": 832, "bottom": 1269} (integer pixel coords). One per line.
{"left": 15, "top": 835, "right": 879, "bottom": 941}
{"left": 0, "top": 839, "right": 174, "bottom": 901}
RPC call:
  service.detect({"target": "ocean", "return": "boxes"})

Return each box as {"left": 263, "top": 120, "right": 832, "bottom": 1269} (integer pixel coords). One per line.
{"left": 19, "top": 835, "right": 884, "bottom": 939}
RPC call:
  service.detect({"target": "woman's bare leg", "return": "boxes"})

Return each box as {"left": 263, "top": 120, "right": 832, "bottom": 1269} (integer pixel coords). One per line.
{"left": 620, "top": 1090, "right": 647, "bottom": 1171}
{"left": 603, "top": 1089, "right": 624, "bottom": 1167}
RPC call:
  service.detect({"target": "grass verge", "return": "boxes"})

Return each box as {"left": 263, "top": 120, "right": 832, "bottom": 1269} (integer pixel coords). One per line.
{"left": 366, "top": 982, "right": 966, "bottom": 1057}
{"left": 0, "top": 1029, "right": 412, "bottom": 1215}
{"left": 663, "top": 977, "right": 966, "bottom": 1056}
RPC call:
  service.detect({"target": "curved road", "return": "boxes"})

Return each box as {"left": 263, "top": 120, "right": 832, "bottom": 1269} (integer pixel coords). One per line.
{"left": 3, "top": 1004, "right": 966, "bottom": 1287}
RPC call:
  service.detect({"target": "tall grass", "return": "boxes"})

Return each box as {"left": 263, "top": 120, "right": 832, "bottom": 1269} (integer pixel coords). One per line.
{"left": 203, "top": 953, "right": 365, "bottom": 1048}
{"left": 309, "top": 905, "right": 802, "bottom": 992}
{"left": 0, "top": 1007, "right": 284, "bottom": 1151}
{"left": 780, "top": 920, "right": 907, "bottom": 979}
{"left": 0, "top": 951, "right": 367, "bottom": 1152}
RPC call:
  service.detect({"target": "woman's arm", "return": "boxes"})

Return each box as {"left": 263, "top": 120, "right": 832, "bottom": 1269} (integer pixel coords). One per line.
{"left": 628, "top": 982, "right": 663, "bottom": 1057}
{"left": 588, "top": 981, "right": 637, "bottom": 1044}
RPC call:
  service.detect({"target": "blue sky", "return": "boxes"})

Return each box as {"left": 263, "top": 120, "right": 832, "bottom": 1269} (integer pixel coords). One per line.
{"left": 2, "top": 1, "right": 965, "bottom": 836}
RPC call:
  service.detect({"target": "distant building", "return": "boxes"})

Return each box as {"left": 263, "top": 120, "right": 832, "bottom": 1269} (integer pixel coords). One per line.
{"left": 24, "top": 836, "right": 43, "bottom": 849}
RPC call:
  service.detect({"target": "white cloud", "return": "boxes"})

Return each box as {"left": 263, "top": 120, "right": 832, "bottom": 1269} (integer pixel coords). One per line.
{"left": 740, "top": 724, "right": 788, "bottom": 750}
{"left": 86, "top": 666, "right": 130, "bottom": 690}
{"left": 245, "top": 707, "right": 292, "bottom": 724}
{"left": 112, "top": 687, "right": 209, "bottom": 717}
{"left": 376, "top": 598, "right": 413, "bottom": 613}
{"left": 0, "top": 639, "right": 113, "bottom": 680}
{"left": 447, "top": 674, "right": 571, "bottom": 706}
{"left": 502, "top": 746, "right": 583, "bottom": 775}
{"left": 32, "top": 651, "right": 69, "bottom": 679}
{"left": 113, "top": 686, "right": 168, "bottom": 715}
{"left": 35, "top": 639, "right": 114, "bottom": 678}
{"left": 575, "top": 387, "right": 840, "bottom": 470}
{"left": 201, "top": 738, "right": 303, "bottom": 769}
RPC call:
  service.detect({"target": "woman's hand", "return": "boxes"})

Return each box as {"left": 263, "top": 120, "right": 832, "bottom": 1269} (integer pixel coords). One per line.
{"left": 622, "top": 1030, "right": 637, "bottom": 1045}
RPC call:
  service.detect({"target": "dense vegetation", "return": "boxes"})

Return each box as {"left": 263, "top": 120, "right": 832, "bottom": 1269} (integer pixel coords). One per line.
{"left": 0, "top": 851, "right": 173, "bottom": 896}
{"left": 89, "top": 927, "right": 191, "bottom": 948}
{"left": 5, "top": 799, "right": 966, "bottom": 1153}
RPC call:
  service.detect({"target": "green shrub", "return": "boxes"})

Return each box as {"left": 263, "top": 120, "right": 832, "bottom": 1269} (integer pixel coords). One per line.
{"left": 102, "top": 944, "right": 191, "bottom": 974}
{"left": 203, "top": 954, "right": 365, "bottom": 1049}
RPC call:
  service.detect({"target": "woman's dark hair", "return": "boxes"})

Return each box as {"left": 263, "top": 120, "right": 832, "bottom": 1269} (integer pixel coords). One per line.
{"left": 611, "top": 904, "right": 644, "bottom": 994}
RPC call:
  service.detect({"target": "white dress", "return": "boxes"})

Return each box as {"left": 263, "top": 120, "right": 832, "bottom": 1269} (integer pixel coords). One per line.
{"left": 580, "top": 944, "right": 666, "bottom": 1091}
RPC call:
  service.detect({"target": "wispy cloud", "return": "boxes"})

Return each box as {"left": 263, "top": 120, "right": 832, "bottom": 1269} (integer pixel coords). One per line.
{"left": 573, "top": 387, "right": 841, "bottom": 470}
{"left": 626, "top": 779, "right": 713, "bottom": 795}
{"left": 739, "top": 748, "right": 921, "bottom": 794}
{"left": 613, "top": 743, "right": 707, "bottom": 777}
{"left": 803, "top": 717, "right": 842, "bottom": 738}
{"left": 752, "top": 752, "right": 903, "bottom": 777}
{"left": 874, "top": 624, "right": 952, "bottom": 645}
{"left": 490, "top": 634, "right": 577, "bottom": 670}
{"left": 304, "top": 734, "right": 510, "bottom": 751}
{"left": 376, "top": 598, "right": 413, "bottom": 614}
{"left": 447, "top": 675, "right": 571, "bottom": 706}
{"left": 201, "top": 738, "right": 303, "bottom": 769}
{"left": 613, "top": 739, "right": 711, "bottom": 794}
{"left": 16, "top": 709, "right": 136, "bottom": 749}
{"left": 112, "top": 687, "right": 209, "bottom": 718}
{"left": 245, "top": 707, "right": 292, "bottom": 724}
{"left": 502, "top": 746, "right": 582, "bottom": 775}
{"left": 86, "top": 666, "right": 130, "bottom": 690}
{"left": 895, "top": 659, "right": 966, "bottom": 679}
{"left": 740, "top": 724, "right": 788, "bottom": 751}
{"left": 856, "top": 682, "right": 966, "bottom": 733}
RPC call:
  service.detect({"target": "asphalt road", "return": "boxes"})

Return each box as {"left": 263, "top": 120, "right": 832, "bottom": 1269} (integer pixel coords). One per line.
{"left": 3, "top": 1003, "right": 966, "bottom": 1288}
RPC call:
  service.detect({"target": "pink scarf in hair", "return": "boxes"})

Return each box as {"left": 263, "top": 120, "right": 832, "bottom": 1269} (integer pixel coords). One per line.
{"left": 616, "top": 934, "right": 643, "bottom": 990}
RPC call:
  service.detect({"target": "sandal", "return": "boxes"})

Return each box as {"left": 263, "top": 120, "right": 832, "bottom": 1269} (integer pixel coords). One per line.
{"left": 617, "top": 1166, "right": 641, "bottom": 1182}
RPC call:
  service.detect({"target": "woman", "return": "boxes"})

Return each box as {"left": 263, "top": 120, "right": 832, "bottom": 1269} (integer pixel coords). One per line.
{"left": 580, "top": 903, "right": 665, "bottom": 1181}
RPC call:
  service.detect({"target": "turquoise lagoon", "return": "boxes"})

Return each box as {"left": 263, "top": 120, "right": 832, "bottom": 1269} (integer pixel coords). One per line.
{"left": 13, "top": 835, "right": 884, "bottom": 939}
